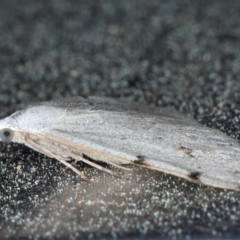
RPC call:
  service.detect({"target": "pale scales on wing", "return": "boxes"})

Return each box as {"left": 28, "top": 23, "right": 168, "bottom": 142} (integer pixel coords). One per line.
{"left": 0, "top": 96, "right": 240, "bottom": 190}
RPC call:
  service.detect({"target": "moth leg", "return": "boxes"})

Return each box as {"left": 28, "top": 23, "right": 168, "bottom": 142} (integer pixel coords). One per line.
{"left": 27, "top": 135, "right": 122, "bottom": 175}
{"left": 90, "top": 158, "right": 131, "bottom": 171}
{"left": 69, "top": 152, "right": 121, "bottom": 177}
{"left": 24, "top": 136, "right": 90, "bottom": 181}
{"left": 46, "top": 152, "right": 90, "bottom": 182}
{"left": 72, "top": 152, "right": 130, "bottom": 171}
{"left": 25, "top": 134, "right": 123, "bottom": 177}
{"left": 36, "top": 134, "right": 131, "bottom": 172}
{"left": 28, "top": 133, "right": 131, "bottom": 177}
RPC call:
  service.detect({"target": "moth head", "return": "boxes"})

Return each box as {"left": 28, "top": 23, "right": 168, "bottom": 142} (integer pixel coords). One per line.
{"left": 0, "top": 114, "right": 20, "bottom": 143}
{"left": 0, "top": 128, "right": 14, "bottom": 143}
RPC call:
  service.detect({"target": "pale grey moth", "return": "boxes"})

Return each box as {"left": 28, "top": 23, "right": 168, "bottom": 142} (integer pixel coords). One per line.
{"left": 0, "top": 96, "right": 240, "bottom": 190}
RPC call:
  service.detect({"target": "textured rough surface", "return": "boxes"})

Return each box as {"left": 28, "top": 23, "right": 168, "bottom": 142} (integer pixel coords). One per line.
{"left": 0, "top": 0, "right": 240, "bottom": 239}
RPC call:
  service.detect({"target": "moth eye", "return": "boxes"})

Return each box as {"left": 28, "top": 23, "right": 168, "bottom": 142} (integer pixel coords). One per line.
{"left": 0, "top": 128, "right": 14, "bottom": 143}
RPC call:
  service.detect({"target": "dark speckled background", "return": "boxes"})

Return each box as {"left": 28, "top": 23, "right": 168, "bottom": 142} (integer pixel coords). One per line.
{"left": 0, "top": 0, "right": 240, "bottom": 239}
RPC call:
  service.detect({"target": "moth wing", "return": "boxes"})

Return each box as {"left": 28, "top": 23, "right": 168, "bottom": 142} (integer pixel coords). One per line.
{"left": 15, "top": 97, "right": 240, "bottom": 190}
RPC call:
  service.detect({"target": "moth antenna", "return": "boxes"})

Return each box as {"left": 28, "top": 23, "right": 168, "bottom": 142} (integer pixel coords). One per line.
{"left": 54, "top": 156, "right": 90, "bottom": 182}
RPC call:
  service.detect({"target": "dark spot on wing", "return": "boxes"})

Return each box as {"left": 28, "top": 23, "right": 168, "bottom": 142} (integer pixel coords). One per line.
{"left": 82, "top": 94, "right": 89, "bottom": 99}
{"left": 178, "top": 146, "right": 194, "bottom": 157}
{"left": 134, "top": 155, "right": 146, "bottom": 164}
{"left": 188, "top": 171, "right": 202, "bottom": 180}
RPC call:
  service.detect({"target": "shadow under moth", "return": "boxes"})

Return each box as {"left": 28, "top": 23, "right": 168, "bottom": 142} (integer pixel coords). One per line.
{"left": 0, "top": 96, "right": 240, "bottom": 191}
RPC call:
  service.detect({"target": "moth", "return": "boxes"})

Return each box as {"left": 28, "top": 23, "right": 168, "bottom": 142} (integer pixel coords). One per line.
{"left": 0, "top": 96, "right": 240, "bottom": 190}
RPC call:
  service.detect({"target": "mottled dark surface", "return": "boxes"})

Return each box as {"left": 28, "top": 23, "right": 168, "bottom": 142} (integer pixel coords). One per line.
{"left": 0, "top": 0, "right": 240, "bottom": 239}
